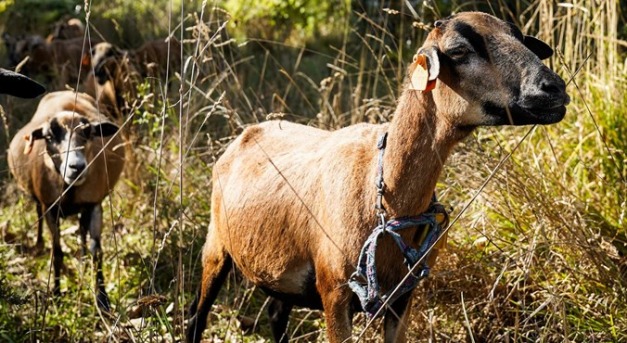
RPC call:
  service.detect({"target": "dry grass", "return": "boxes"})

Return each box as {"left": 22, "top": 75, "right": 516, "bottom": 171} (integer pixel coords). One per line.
{"left": 0, "top": 0, "right": 625, "bottom": 342}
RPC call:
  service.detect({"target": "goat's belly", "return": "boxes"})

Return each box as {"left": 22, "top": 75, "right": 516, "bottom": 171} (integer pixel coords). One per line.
{"left": 258, "top": 267, "right": 324, "bottom": 310}
{"left": 241, "top": 262, "right": 313, "bottom": 294}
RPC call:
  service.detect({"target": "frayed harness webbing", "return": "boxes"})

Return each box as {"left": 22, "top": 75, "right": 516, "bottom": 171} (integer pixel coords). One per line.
{"left": 348, "top": 132, "right": 449, "bottom": 317}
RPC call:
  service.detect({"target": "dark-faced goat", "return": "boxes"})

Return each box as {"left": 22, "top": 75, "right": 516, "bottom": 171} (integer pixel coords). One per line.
{"left": 82, "top": 42, "right": 141, "bottom": 120}
{"left": 7, "top": 90, "right": 125, "bottom": 310}
{"left": 187, "top": 12, "right": 569, "bottom": 343}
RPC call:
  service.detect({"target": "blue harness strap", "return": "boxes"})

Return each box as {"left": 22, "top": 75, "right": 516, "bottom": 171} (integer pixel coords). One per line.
{"left": 348, "top": 132, "right": 450, "bottom": 317}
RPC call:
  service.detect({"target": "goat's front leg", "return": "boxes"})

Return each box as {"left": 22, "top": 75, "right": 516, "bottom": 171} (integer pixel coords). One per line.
{"left": 78, "top": 207, "right": 89, "bottom": 258}
{"left": 268, "top": 297, "right": 294, "bottom": 343}
{"left": 34, "top": 202, "right": 45, "bottom": 254}
{"left": 43, "top": 208, "right": 62, "bottom": 296}
{"left": 317, "top": 267, "right": 353, "bottom": 343}
{"left": 81, "top": 204, "right": 110, "bottom": 311}
{"left": 383, "top": 292, "right": 414, "bottom": 343}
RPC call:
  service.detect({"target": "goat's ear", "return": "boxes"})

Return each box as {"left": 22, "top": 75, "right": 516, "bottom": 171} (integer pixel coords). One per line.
{"left": 0, "top": 68, "right": 46, "bottom": 98}
{"left": 92, "top": 122, "right": 119, "bottom": 137}
{"left": 524, "top": 36, "right": 553, "bottom": 60}
{"left": 23, "top": 127, "right": 45, "bottom": 154}
{"left": 410, "top": 46, "right": 440, "bottom": 92}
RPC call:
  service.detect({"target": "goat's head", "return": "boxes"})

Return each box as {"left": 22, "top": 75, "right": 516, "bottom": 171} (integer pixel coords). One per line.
{"left": 83, "top": 42, "right": 127, "bottom": 85}
{"left": 0, "top": 68, "right": 45, "bottom": 98}
{"left": 2, "top": 33, "right": 37, "bottom": 67}
{"left": 413, "top": 12, "right": 569, "bottom": 126}
{"left": 24, "top": 112, "right": 119, "bottom": 186}
{"left": 7, "top": 35, "right": 47, "bottom": 73}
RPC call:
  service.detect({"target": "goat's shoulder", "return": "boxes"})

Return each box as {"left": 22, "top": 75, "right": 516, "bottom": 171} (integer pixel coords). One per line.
{"left": 7, "top": 120, "right": 59, "bottom": 200}
{"left": 231, "top": 120, "right": 327, "bottom": 152}
{"left": 228, "top": 120, "right": 385, "bottom": 159}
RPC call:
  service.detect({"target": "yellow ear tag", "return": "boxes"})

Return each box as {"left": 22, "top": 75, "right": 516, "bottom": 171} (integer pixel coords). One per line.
{"left": 410, "top": 54, "right": 436, "bottom": 92}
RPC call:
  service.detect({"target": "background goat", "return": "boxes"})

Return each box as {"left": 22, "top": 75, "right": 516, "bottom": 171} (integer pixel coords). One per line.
{"left": 81, "top": 38, "right": 181, "bottom": 101}
{"left": 3, "top": 34, "right": 95, "bottom": 88}
{"left": 82, "top": 42, "right": 141, "bottom": 120}
{"left": 187, "top": 12, "right": 569, "bottom": 343}
{"left": 7, "top": 90, "right": 125, "bottom": 310}
{"left": 132, "top": 37, "right": 182, "bottom": 82}
{"left": 47, "top": 18, "right": 85, "bottom": 42}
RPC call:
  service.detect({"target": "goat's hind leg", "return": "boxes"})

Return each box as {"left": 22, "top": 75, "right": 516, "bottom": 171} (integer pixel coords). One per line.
{"left": 32, "top": 202, "right": 45, "bottom": 255}
{"left": 187, "top": 232, "right": 232, "bottom": 343}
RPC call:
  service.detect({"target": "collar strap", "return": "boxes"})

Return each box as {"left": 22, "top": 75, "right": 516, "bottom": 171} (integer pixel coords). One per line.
{"left": 374, "top": 132, "right": 388, "bottom": 215}
{"left": 348, "top": 132, "right": 450, "bottom": 317}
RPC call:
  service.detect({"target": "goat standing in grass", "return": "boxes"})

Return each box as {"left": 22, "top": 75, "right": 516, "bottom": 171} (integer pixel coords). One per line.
{"left": 7, "top": 91, "right": 125, "bottom": 310}
{"left": 187, "top": 12, "right": 569, "bottom": 343}
{"left": 81, "top": 38, "right": 181, "bottom": 113}
{"left": 3, "top": 34, "right": 96, "bottom": 88}
{"left": 82, "top": 42, "right": 141, "bottom": 120}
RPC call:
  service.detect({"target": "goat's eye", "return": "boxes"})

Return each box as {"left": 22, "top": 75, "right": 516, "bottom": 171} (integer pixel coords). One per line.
{"left": 447, "top": 46, "right": 472, "bottom": 59}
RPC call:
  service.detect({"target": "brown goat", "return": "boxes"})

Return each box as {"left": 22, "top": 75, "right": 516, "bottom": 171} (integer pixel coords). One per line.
{"left": 4, "top": 34, "right": 97, "bottom": 88}
{"left": 7, "top": 90, "right": 125, "bottom": 310}
{"left": 82, "top": 38, "right": 181, "bottom": 92}
{"left": 80, "top": 38, "right": 180, "bottom": 119}
{"left": 46, "top": 18, "right": 85, "bottom": 42}
{"left": 187, "top": 12, "right": 569, "bottom": 343}
{"left": 82, "top": 42, "right": 141, "bottom": 120}
{"left": 132, "top": 37, "right": 182, "bottom": 81}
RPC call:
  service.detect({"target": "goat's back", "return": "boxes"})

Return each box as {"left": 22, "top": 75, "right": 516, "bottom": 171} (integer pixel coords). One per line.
{"left": 134, "top": 38, "right": 182, "bottom": 78}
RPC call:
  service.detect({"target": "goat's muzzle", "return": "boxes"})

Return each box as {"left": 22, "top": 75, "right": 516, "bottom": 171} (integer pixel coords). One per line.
{"left": 485, "top": 69, "right": 570, "bottom": 126}
{"left": 60, "top": 151, "right": 88, "bottom": 186}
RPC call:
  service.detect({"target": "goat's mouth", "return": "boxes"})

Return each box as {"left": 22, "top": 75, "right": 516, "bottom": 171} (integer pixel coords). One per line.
{"left": 62, "top": 172, "right": 86, "bottom": 187}
{"left": 483, "top": 101, "right": 568, "bottom": 126}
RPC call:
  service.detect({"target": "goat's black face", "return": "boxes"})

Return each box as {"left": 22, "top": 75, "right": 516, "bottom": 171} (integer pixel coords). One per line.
{"left": 419, "top": 12, "right": 569, "bottom": 127}
{"left": 27, "top": 112, "right": 119, "bottom": 186}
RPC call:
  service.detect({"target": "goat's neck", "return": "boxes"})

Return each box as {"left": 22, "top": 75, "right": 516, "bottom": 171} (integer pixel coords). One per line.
{"left": 383, "top": 89, "right": 466, "bottom": 217}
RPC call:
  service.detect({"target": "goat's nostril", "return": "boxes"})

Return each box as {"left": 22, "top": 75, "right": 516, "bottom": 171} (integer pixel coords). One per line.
{"left": 541, "top": 82, "right": 562, "bottom": 95}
